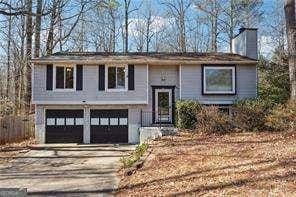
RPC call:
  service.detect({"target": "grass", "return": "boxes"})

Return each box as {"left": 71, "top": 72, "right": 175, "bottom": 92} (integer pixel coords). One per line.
{"left": 120, "top": 142, "right": 149, "bottom": 168}
{"left": 116, "top": 131, "right": 296, "bottom": 196}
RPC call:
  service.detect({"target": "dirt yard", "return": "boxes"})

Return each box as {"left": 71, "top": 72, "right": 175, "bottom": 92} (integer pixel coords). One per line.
{"left": 0, "top": 139, "right": 35, "bottom": 164}
{"left": 117, "top": 131, "right": 296, "bottom": 196}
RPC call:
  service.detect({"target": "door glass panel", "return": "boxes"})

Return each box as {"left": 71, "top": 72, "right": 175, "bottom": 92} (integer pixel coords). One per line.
{"left": 75, "top": 118, "right": 84, "bottom": 125}
{"left": 91, "top": 118, "right": 100, "bottom": 125}
{"left": 110, "top": 118, "right": 118, "bottom": 125}
{"left": 158, "top": 92, "right": 170, "bottom": 122}
{"left": 56, "top": 118, "right": 65, "bottom": 125}
{"left": 100, "top": 118, "right": 109, "bottom": 125}
{"left": 119, "top": 118, "right": 128, "bottom": 125}
{"left": 46, "top": 118, "right": 55, "bottom": 125}
{"left": 66, "top": 118, "right": 74, "bottom": 125}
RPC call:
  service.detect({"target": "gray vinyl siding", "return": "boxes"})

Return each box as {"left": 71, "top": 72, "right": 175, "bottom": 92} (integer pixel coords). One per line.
{"left": 145, "top": 65, "right": 180, "bottom": 111}
{"left": 33, "top": 64, "right": 148, "bottom": 103}
{"left": 180, "top": 64, "right": 257, "bottom": 103}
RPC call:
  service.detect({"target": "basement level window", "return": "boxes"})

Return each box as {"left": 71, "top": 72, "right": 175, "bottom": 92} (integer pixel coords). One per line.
{"left": 203, "top": 66, "right": 236, "bottom": 94}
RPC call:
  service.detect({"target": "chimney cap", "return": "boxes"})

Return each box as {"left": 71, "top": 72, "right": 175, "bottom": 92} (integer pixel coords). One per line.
{"left": 239, "top": 27, "right": 258, "bottom": 33}
{"left": 233, "top": 27, "right": 258, "bottom": 39}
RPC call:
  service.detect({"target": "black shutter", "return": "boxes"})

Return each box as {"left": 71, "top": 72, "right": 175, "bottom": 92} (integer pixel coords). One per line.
{"left": 98, "top": 65, "right": 105, "bottom": 91}
{"left": 76, "top": 65, "right": 83, "bottom": 90}
{"left": 46, "top": 64, "right": 53, "bottom": 90}
{"left": 128, "top": 64, "right": 135, "bottom": 90}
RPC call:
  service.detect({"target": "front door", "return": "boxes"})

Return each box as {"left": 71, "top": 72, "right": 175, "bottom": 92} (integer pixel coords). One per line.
{"left": 155, "top": 89, "right": 172, "bottom": 123}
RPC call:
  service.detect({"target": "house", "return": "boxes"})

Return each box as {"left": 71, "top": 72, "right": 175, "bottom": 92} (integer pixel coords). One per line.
{"left": 32, "top": 28, "right": 258, "bottom": 144}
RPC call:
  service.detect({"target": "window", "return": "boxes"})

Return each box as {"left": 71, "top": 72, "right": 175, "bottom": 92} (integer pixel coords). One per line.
{"left": 75, "top": 118, "right": 84, "bottom": 125}
{"left": 54, "top": 66, "right": 75, "bottom": 90}
{"left": 107, "top": 66, "right": 126, "bottom": 90}
{"left": 56, "top": 118, "right": 65, "bottom": 125}
{"left": 46, "top": 118, "right": 55, "bottom": 126}
{"left": 203, "top": 66, "right": 235, "bottom": 94}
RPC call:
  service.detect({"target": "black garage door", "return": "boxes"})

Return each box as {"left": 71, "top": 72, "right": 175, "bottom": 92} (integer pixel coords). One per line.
{"left": 90, "top": 109, "right": 128, "bottom": 143}
{"left": 46, "top": 110, "right": 84, "bottom": 143}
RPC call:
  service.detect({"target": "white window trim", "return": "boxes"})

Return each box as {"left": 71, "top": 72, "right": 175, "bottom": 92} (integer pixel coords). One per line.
{"left": 105, "top": 65, "right": 128, "bottom": 92}
{"left": 203, "top": 66, "right": 236, "bottom": 94}
{"left": 53, "top": 64, "right": 76, "bottom": 92}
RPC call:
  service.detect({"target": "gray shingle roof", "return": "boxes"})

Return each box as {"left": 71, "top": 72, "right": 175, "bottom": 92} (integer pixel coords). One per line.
{"left": 32, "top": 52, "right": 257, "bottom": 65}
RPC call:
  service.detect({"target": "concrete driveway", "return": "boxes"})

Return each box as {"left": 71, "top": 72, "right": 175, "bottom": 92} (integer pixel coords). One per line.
{"left": 0, "top": 144, "right": 135, "bottom": 196}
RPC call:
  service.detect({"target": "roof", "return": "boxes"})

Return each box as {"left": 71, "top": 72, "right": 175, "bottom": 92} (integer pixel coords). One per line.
{"left": 31, "top": 52, "right": 257, "bottom": 65}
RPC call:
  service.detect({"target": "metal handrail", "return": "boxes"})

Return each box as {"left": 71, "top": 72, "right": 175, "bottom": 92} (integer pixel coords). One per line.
{"left": 140, "top": 106, "right": 172, "bottom": 128}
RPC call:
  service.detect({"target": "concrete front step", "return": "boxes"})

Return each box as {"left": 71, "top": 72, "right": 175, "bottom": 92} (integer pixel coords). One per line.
{"left": 139, "top": 127, "right": 178, "bottom": 143}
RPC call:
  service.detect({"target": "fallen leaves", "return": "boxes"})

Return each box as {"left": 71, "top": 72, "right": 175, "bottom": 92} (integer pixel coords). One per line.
{"left": 117, "top": 131, "right": 296, "bottom": 196}
{"left": 0, "top": 138, "right": 36, "bottom": 164}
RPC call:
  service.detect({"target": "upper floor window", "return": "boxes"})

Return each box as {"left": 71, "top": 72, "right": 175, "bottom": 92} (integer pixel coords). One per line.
{"left": 203, "top": 66, "right": 236, "bottom": 94}
{"left": 107, "top": 65, "right": 127, "bottom": 91}
{"left": 54, "top": 65, "right": 75, "bottom": 90}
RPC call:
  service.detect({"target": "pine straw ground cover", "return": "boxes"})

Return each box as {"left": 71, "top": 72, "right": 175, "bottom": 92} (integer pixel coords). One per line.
{"left": 0, "top": 138, "right": 36, "bottom": 164}
{"left": 117, "top": 131, "right": 296, "bottom": 196}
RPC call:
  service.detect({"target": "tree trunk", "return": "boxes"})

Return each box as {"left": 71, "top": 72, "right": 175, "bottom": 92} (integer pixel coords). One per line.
{"left": 6, "top": 13, "right": 12, "bottom": 98}
{"left": 34, "top": 0, "right": 42, "bottom": 58}
{"left": 229, "top": 0, "right": 234, "bottom": 52}
{"left": 124, "top": 0, "right": 129, "bottom": 53}
{"left": 284, "top": 0, "right": 296, "bottom": 100}
{"left": 25, "top": 0, "right": 32, "bottom": 112}
{"left": 46, "top": 0, "right": 58, "bottom": 55}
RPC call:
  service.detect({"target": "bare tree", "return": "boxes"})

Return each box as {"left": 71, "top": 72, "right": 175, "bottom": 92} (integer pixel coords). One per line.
{"left": 6, "top": 4, "right": 12, "bottom": 97}
{"left": 34, "top": 0, "right": 42, "bottom": 57}
{"left": 123, "top": 0, "right": 142, "bottom": 53}
{"left": 162, "top": 0, "right": 192, "bottom": 52}
{"left": 46, "top": 0, "right": 87, "bottom": 55}
{"left": 284, "top": 0, "right": 296, "bottom": 100}
{"left": 25, "top": 0, "right": 32, "bottom": 111}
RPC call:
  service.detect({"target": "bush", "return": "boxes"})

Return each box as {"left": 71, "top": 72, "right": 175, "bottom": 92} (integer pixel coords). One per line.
{"left": 120, "top": 142, "right": 149, "bottom": 168}
{"left": 176, "top": 100, "right": 201, "bottom": 129}
{"left": 232, "top": 99, "right": 272, "bottom": 132}
{"left": 266, "top": 100, "right": 296, "bottom": 131}
{"left": 195, "top": 106, "right": 234, "bottom": 134}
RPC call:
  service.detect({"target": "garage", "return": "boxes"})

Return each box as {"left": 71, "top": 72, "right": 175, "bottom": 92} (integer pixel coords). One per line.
{"left": 90, "top": 109, "right": 128, "bottom": 143}
{"left": 45, "top": 110, "right": 84, "bottom": 143}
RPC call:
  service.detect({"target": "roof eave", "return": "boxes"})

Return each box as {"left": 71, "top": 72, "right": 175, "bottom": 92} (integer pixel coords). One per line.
{"left": 31, "top": 59, "right": 257, "bottom": 65}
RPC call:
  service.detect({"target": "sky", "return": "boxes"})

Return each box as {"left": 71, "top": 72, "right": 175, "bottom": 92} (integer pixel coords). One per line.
{"left": 0, "top": 0, "right": 285, "bottom": 60}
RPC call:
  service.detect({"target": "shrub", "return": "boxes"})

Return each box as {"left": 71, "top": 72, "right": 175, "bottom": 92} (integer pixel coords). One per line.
{"left": 232, "top": 98, "right": 272, "bottom": 132}
{"left": 266, "top": 100, "right": 296, "bottom": 131}
{"left": 120, "top": 142, "right": 149, "bottom": 168}
{"left": 176, "top": 100, "right": 201, "bottom": 129}
{"left": 195, "top": 106, "right": 234, "bottom": 134}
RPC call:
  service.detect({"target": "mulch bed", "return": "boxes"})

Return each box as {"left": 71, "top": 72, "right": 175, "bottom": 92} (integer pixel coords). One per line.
{"left": 116, "top": 131, "right": 296, "bottom": 196}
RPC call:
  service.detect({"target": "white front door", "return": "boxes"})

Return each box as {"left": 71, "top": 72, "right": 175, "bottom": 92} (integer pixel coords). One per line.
{"left": 155, "top": 89, "right": 172, "bottom": 123}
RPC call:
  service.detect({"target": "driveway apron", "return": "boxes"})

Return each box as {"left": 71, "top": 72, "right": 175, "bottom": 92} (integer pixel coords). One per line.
{"left": 0, "top": 144, "right": 135, "bottom": 196}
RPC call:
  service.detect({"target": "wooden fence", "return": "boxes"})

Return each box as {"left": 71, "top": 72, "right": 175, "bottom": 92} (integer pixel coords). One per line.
{"left": 0, "top": 115, "right": 35, "bottom": 145}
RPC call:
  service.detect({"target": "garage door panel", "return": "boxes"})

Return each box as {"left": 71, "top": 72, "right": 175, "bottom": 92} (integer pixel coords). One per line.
{"left": 90, "top": 125, "right": 109, "bottom": 143}
{"left": 90, "top": 109, "right": 128, "bottom": 143}
{"left": 46, "top": 110, "right": 84, "bottom": 118}
{"left": 45, "top": 110, "right": 83, "bottom": 143}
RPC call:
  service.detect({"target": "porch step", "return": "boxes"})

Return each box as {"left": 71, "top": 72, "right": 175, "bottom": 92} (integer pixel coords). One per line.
{"left": 139, "top": 126, "right": 178, "bottom": 143}
{"left": 160, "top": 127, "right": 178, "bottom": 136}
{"left": 150, "top": 124, "right": 174, "bottom": 127}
